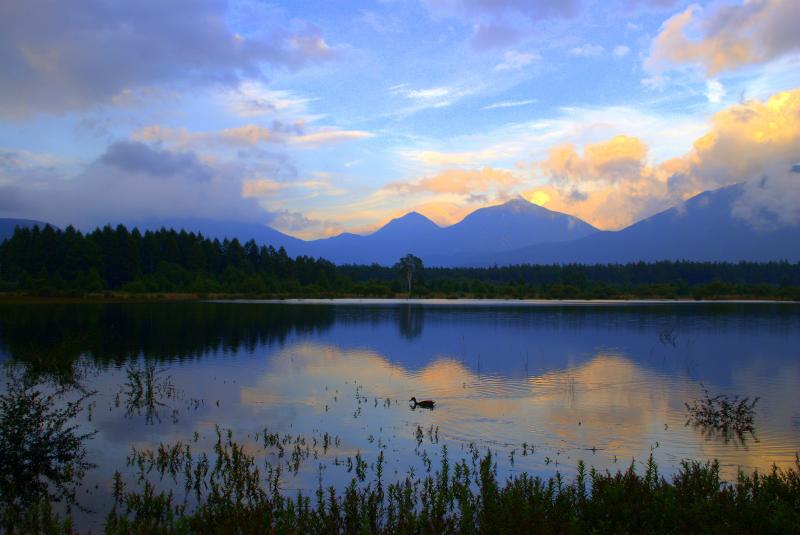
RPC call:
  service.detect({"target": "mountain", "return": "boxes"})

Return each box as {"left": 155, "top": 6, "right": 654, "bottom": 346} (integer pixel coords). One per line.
{"left": 0, "top": 218, "right": 53, "bottom": 242}
{"left": 113, "top": 199, "right": 598, "bottom": 265}
{"left": 300, "top": 198, "right": 598, "bottom": 265}
{"left": 478, "top": 184, "right": 800, "bottom": 266}
{"left": 9, "top": 184, "right": 793, "bottom": 267}
{"left": 304, "top": 212, "right": 442, "bottom": 265}
{"left": 125, "top": 218, "right": 305, "bottom": 255}
{"left": 435, "top": 198, "right": 597, "bottom": 258}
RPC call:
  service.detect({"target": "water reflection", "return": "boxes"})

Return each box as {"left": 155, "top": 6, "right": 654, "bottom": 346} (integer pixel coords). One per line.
{"left": 398, "top": 305, "right": 425, "bottom": 340}
{"left": 1, "top": 301, "right": 799, "bottom": 529}
{"left": 0, "top": 367, "right": 96, "bottom": 528}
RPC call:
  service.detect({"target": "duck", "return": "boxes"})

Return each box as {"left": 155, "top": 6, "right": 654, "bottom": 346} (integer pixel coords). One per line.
{"left": 409, "top": 397, "right": 435, "bottom": 409}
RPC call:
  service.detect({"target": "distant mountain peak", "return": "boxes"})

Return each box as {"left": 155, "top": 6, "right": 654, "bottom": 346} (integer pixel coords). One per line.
{"left": 381, "top": 211, "right": 439, "bottom": 229}
{"left": 499, "top": 196, "right": 546, "bottom": 213}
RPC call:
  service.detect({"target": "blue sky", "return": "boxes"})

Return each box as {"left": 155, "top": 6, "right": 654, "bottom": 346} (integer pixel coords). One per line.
{"left": 1, "top": 0, "right": 799, "bottom": 238}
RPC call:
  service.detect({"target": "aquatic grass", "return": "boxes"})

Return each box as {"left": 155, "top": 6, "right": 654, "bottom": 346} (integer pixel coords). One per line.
{"left": 115, "top": 363, "right": 204, "bottom": 425}
{"left": 98, "top": 430, "right": 800, "bottom": 534}
{"left": 686, "top": 385, "right": 760, "bottom": 442}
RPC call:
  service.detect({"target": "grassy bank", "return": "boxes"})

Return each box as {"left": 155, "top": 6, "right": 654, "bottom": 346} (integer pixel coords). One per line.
{"left": 8, "top": 431, "right": 800, "bottom": 534}
{"left": 2, "top": 289, "right": 799, "bottom": 305}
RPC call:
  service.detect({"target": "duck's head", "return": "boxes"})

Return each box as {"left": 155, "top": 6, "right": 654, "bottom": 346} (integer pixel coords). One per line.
{"left": 409, "top": 397, "right": 417, "bottom": 403}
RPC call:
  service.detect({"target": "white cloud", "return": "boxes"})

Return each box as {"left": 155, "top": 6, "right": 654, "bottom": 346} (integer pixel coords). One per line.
{"left": 224, "top": 82, "right": 315, "bottom": 119}
{"left": 389, "top": 84, "right": 472, "bottom": 109}
{"left": 483, "top": 99, "right": 537, "bottom": 110}
{"left": 613, "top": 45, "right": 630, "bottom": 58}
{"left": 133, "top": 123, "right": 372, "bottom": 149}
{"left": 704, "top": 79, "right": 726, "bottom": 104}
{"left": 569, "top": 44, "right": 604, "bottom": 57}
{"left": 400, "top": 145, "right": 521, "bottom": 166}
{"left": 494, "top": 50, "right": 539, "bottom": 71}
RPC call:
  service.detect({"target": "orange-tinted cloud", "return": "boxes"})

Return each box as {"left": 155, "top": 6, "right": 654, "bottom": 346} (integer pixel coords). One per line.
{"left": 531, "top": 89, "right": 800, "bottom": 229}
{"left": 646, "top": 0, "right": 800, "bottom": 76}
{"left": 385, "top": 167, "right": 518, "bottom": 195}
{"left": 541, "top": 135, "right": 649, "bottom": 185}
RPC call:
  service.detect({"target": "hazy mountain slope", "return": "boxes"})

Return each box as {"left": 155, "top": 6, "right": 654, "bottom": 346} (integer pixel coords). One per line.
{"left": 0, "top": 218, "right": 52, "bottom": 242}
{"left": 304, "top": 212, "right": 443, "bottom": 265}
{"left": 438, "top": 198, "right": 597, "bottom": 255}
{"left": 302, "top": 199, "right": 598, "bottom": 265}
{"left": 126, "top": 218, "right": 306, "bottom": 256}
{"left": 476, "top": 184, "right": 800, "bottom": 266}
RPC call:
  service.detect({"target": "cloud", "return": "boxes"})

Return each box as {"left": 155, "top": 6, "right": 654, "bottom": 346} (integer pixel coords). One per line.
{"left": 534, "top": 135, "right": 667, "bottom": 228}
{"left": 625, "top": 0, "right": 680, "bottom": 8}
{"left": 482, "top": 99, "right": 537, "bottom": 110}
{"left": 671, "top": 89, "right": 800, "bottom": 199}
{"left": 732, "top": 169, "right": 800, "bottom": 230}
{"left": 0, "top": 0, "right": 337, "bottom": 116}
{"left": 532, "top": 89, "right": 800, "bottom": 229}
{"left": 241, "top": 177, "right": 346, "bottom": 199}
{"left": 569, "top": 44, "right": 604, "bottom": 57}
{"left": 133, "top": 123, "right": 372, "bottom": 149}
{"left": 389, "top": 84, "right": 472, "bottom": 110}
{"left": 470, "top": 23, "right": 527, "bottom": 50}
{"left": 422, "top": 0, "right": 580, "bottom": 49}
{"left": 99, "top": 141, "right": 212, "bottom": 181}
{"left": 704, "top": 79, "right": 726, "bottom": 103}
{"left": 613, "top": 45, "right": 631, "bottom": 58}
{"left": 495, "top": 50, "right": 539, "bottom": 71}
{"left": 263, "top": 209, "right": 344, "bottom": 238}
{"left": 423, "top": 0, "right": 579, "bottom": 22}
{"left": 401, "top": 144, "right": 520, "bottom": 166}
{"left": 385, "top": 167, "right": 518, "bottom": 196}
{"left": 290, "top": 129, "right": 374, "bottom": 147}
{"left": 0, "top": 141, "right": 268, "bottom": 227}
{"left": 541, "top": 135, "right": 649, "bottom": 185}
{"left": 224, "top": 82, "right": 315, "bottom": 118}
{"left": 646, "top": 0, "right": 800, "bottom": 77}
{"left": 0, "top": 148, "right": 69, "bottom": 212}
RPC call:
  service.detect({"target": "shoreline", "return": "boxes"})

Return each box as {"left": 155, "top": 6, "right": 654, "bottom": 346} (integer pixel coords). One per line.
{"left": 214, "top": 297, "right": 800, "bottom": 306}
{"left": 0, "top": 292, "right": 798, "bottom": 306}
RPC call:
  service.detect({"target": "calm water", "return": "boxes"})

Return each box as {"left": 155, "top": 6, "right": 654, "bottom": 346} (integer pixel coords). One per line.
{"left": 2, "top": 300, "right": 799, "bottom": 529}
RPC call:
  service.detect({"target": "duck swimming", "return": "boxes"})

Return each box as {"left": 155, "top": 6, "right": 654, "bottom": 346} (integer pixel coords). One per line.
{"left": 409, "top": 397, "right": 435, "bottom": 409}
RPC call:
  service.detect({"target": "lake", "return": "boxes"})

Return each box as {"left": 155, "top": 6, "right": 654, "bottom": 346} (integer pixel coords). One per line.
{"left": 1, "top": 300, "right": 799, "bottom": 530}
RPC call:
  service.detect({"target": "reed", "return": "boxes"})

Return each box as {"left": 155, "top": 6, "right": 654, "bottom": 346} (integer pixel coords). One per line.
{"left": 99, "top": 430, "right": 800, "bottom": 534}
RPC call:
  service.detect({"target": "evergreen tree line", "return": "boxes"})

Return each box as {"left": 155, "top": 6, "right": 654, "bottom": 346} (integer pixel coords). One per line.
{"left": 0, "top": 224, "right": 336, "bottom": 295}
{"left": 1, "top": 224, "right": 799, "bottom": 299}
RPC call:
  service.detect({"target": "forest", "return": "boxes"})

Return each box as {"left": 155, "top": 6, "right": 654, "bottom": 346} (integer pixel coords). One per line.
{"left": 1, "top": 223, "right": 799, "bottom": 300}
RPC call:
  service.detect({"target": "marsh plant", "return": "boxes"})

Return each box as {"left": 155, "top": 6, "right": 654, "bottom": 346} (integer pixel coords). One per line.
{"left": 0, "top": 368, "right": 96, "bottom": 531}
{"left": 118, "top": 363, "right": 177, "bottom": 425}
{"left": 103, "top": 429, "right": 800, "bottom": 534}
{"left": 685, "top": 385, "right": 759, "bottom": 442}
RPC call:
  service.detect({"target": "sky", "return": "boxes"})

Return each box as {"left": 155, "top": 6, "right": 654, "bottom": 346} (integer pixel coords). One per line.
{"left": 0, "top": 0, "right": 799, "bottom": 239}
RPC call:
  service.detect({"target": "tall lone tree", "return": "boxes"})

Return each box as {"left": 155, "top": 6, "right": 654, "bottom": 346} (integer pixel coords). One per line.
{"left": 395, "top": 254, "right": 423, "bottom": 297}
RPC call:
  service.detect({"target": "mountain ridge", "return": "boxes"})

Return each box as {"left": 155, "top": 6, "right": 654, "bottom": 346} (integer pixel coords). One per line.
{"left": 466, "top": 184, "right": 800, "bottom": 266}
{"left": 4, "top": 184, "right": 798, "bottom": 266}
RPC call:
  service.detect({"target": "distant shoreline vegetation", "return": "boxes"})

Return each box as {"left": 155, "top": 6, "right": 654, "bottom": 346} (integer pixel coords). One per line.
{"left": 1, "top": 224, "right": 799, "bottom": 301}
